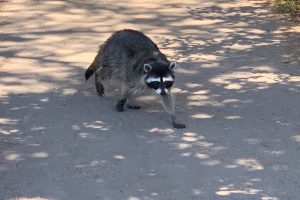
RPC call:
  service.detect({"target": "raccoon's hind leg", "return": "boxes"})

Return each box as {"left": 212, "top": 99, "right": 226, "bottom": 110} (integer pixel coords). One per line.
{"left": 95, "top": 71, "right": 105, "bottom": 96}
{"left": 116, "top": 98, "right": 127, "bottom": 112}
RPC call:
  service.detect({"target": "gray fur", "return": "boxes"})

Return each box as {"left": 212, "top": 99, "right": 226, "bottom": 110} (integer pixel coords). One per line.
{"left": 85, "top": 29, "right": 185, "bottom": 128}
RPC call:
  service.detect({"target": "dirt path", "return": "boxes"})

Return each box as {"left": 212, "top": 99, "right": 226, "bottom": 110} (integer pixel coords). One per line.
{"left": 1, "top": 0, "right": 300, "bottom": 200}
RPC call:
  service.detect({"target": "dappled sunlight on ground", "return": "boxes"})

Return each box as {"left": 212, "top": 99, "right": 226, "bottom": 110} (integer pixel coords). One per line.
{"left": 1, "top": 0, "right": 300, "bottom": 199}
{"left": 10, "top": 198, "right": 53, "bottom": 200}
{"left": 210, "top": 69, "right": 300, "bottom": 90}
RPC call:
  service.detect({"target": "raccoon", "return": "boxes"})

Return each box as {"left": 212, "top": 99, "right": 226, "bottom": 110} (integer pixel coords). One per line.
{"left": 85, "top": 29, "right": 185, "bottom": 129}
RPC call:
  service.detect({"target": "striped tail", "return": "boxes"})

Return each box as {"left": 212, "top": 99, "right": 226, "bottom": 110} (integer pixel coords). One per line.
{"left": 85, "top": 45, "right": 104, "bottom": 80}
{"left": 85, "top": 61, "right": 97, "bottom": 80}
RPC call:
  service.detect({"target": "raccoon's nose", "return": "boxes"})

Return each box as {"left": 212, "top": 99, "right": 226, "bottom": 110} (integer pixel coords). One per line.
{"left": 161, "top": 90, "right": 166, "bottom": 95}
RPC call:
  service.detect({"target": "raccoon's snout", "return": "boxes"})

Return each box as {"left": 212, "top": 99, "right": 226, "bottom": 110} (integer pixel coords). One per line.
{"left": 161, "top": 90, "right": 166, "bottom": 95}
{"left": 154, "top": 88, "right": 162, "bottom": 95}
{"left": 154, "top": 88, "right": 168, "bottom": 95}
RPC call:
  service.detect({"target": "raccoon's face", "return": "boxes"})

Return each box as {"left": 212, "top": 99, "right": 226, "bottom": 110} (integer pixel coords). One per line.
{"left": 143, "top": 62, "right": 176, "bottom": 95}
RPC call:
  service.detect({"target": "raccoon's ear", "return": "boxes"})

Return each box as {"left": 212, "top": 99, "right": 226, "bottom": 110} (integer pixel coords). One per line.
{"left": 143, "top": 64, "right": 152, "bottom": 73}
{"left": 169, "top": 62, "right": 177, "bottom": 71}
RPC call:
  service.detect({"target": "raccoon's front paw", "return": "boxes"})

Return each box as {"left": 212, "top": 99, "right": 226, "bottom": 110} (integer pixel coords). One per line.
{"left": 173, "top": 122, "right": 186, "bottom": 129}
{"left": 116, "top": 105, "right": 125, "bottom": 112}
{"left": 96, "top": 83, "right": 104, "bottom": 96}
{"left": 127, "top": 104, "right": 141, "bottom": 109}
{"left": 116, "top": 99, "right": 126, "bottom": 112}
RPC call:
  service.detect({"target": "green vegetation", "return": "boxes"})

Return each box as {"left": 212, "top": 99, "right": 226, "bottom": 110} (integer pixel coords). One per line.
{"left": 270, "top": 0, "right": 300, "bottom": 19}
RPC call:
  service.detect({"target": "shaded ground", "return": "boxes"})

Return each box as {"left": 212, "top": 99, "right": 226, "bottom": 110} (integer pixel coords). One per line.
{"left": 1, "top": 0, "right": 300, "bottom": 200}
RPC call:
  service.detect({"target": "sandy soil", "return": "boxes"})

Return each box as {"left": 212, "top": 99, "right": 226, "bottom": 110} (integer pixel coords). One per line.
{"left": 1, "top": 0, "right": 300, "bottom": 200}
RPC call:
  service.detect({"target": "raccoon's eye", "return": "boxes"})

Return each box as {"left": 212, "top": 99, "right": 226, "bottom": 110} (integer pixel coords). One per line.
{"left": 151, "top": 81, "right": 160, "bottom": 88}
{"left": 164, "top": 81, "right": 173, "bottom": 88}
{"left": 147, "top": 81, "right": 160, "bottom": 89}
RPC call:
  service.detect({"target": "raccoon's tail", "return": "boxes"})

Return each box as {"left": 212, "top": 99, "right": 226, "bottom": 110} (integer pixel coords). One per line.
{"left": 85, "top": 60, "right": 98, "bottom": 80}
{"left": 85, "top": 45, "right": 104, "bottom": 80}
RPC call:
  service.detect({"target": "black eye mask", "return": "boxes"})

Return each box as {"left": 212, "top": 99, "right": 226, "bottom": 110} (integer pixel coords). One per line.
{"left": 145, "top": 76, "right": 174, "bottom": 90}
{"left": 147, "top": 81, "right": 160, "bottom": 90}
{"left": 164, "top": 81, "right": 173, "bottom": 89}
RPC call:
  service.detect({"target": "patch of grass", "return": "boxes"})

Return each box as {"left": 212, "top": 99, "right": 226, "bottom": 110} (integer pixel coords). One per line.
{"left": 269, "top": 0, "right": 300, "bottom": 20}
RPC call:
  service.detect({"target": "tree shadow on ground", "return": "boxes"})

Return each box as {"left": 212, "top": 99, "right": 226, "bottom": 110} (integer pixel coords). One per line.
{"left": 1, "top": 0, "right": 300, "bottom": 200}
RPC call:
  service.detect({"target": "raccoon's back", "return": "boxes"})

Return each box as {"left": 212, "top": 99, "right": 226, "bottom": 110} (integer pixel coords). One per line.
{"left": 98, "top": 30, "right": 168, "bottom": 82}
{"left": 106, "top": 29, "right": 159, "bottom": 53}
{"left": 101, "top": 30, "right": 160, "bottom": 65}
